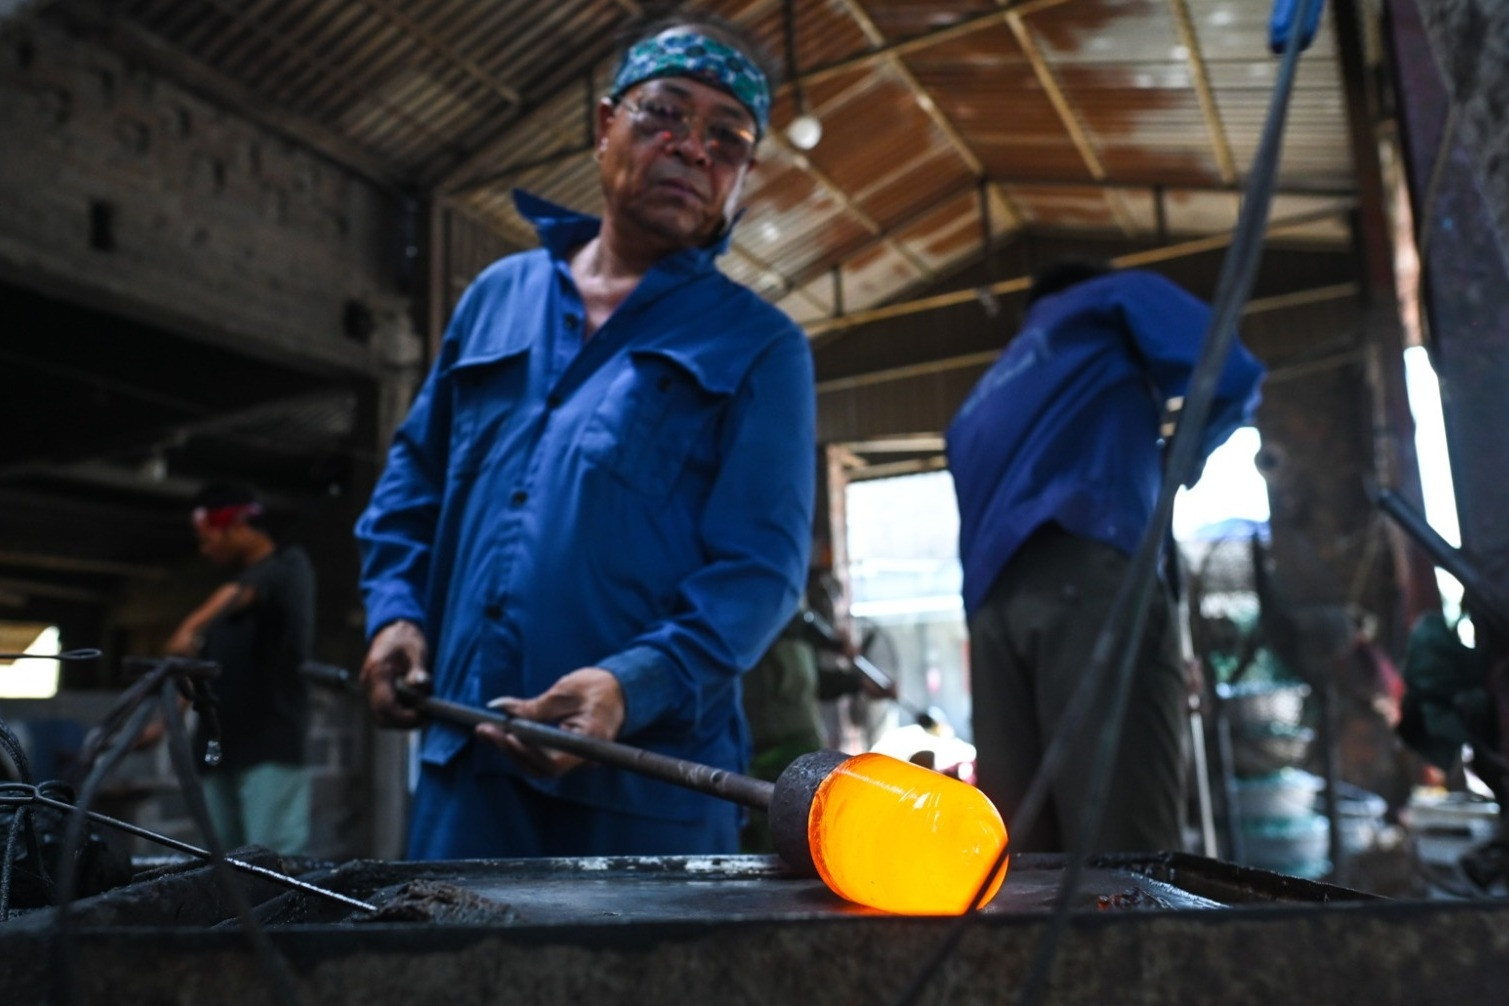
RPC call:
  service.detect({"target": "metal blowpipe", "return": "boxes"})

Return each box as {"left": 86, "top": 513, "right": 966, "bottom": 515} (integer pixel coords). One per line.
{"left": 299, "top": 662, "right": 774, "bottom": 809}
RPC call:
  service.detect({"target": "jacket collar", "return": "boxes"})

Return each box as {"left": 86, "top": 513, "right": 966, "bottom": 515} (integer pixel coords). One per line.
{"left": 512, "top": 190, "right": 736, "bottom": 275}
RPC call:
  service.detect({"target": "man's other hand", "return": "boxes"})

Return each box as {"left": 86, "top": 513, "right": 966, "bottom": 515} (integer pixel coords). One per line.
{"left": 360, "top": 619, "right": 430, "bottom": 729}
{"left": 479, "top": 668, "right": 626, "bottom": 777}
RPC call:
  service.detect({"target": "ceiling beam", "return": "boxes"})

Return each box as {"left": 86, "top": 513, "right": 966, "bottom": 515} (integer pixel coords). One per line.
{"left": 727, "top": 245, "right": 830, "bottom": 316}
{"left": 0, "top": 550, "right": 168, "bottom": 581}
{"left": 429, "top": 47, "right": 626, "bottom": 191}
{"left": 1168, "top": 0, "right": 1238, "bottom": 184}
{"left": 460, "top": 124, "right": 1352, "bottom": 209}
{"left": 775, "top": 185, "right": 979, "bottom": 304}
{"left": 355, "top": 0, "right": 522, "bottom": 108}
{"left": 1004, "top": 7, "right": 1136, "bottom": 235}
{"left": 796, "top": 0, "right": 1073, "bottom": 91}
{"left": 815, "top": 281, "right": 1362, "bottom": 394}
{"left": 774, "top": 175, "right": 1350, "bottom": 317}
{"left": 433, "top": 0, "right": 1073, "bottom": 194}
{"left": 0, "top": 577, "right": 107, "bottom": 605}
{"left": 803, "top": 205, "right": 1354, "bottom": 337}
{"left": 997, "top": 177, "right": 1349, "bottom": 196}
{"left": 4, "top": 460, "right": 307, "bottom": 507}
{"left": 837, "top": 0, "right": 1022, "bottom": 235}
{"left": 190, "top": 0, "right": 465, "bottom": 162}
{"left": 770, "top": 141, "right": 938, "bottom": 288}
{"left": 4, "top": 462, "right": 214, "bottom": 501}
{"left": 0, "top": 387, "right": 360, "bottom": 483}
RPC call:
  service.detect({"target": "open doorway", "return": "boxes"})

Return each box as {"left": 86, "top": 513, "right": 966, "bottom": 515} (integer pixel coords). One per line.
{"left": 0, "top": 622, "right": 61, "bottom": 699}
{"left": 844, "top": 471, "right": 970, "bottom": 746}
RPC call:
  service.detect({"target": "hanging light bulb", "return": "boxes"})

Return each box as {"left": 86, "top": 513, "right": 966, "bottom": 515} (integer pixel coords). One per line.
{"left": 786, "top": 104, "right": 823, "bottom": 151}
{"left": 782, "top": 0, "right": 822, "bottom": 151}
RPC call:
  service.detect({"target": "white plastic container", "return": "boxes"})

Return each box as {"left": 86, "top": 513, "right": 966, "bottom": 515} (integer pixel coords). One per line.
{"left": 1233, "top": 768, "right": 1323, "bottom": 821}
{"left": 1239, "top": 812, "right": 1329, "bottom": 875}
{"left": 1404, "top": 791, "right": 1500, "bottom": 868}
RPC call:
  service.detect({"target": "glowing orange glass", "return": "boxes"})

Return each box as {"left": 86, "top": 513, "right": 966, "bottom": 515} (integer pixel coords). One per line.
{"left": 806, "top": 752, "right": 1008, "bottom": 915}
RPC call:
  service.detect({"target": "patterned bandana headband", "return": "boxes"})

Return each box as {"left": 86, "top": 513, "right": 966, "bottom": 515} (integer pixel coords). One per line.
{"left": 192, "top": 502, "right": 263, "bottom": 531}
{"left": 611, "top": 30, "right": 770, "bottom": 138}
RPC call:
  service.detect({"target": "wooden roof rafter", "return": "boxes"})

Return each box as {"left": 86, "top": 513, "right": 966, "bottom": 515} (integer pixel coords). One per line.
{"left": 773, "top": 172, "right": 1350, "bottom": 322}
{"left": 354, "top": 0, "right": 524, "bottom": 109}
{"left": 804, "top": 203, "right": 1355, "bottom": 338}
{"left": 185, "top": 0, "right": 465, "bottom": 157}
{"left": 832, "top": 0, "right": 1023, "bottom": 236}
{"left": 1167, "top": 0, "right": 1238, "bottom": 184}
{"left": 431, "top": 29, "right": 633, "bottom": 190}
{"left": 1000, "top": 0, "right": 1138, "bottom": 235}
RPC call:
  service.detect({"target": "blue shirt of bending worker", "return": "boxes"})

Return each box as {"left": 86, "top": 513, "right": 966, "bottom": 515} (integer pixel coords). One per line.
{"left": 946, "top": 269, "right": 1265, "bottom": 617}
{"left": 355, "top": 192, "right": 815, "bottom": 848}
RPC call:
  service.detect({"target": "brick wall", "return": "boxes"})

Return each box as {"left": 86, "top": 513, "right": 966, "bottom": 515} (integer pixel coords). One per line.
{"left": 0, "top": 17, "right": 399, "bottom": 375}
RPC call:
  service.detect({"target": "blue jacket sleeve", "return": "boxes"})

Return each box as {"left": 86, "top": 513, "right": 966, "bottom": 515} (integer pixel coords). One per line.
{"left": 598, "top": 330, "right": 817, "bottom": 738}
{"left": 354, "top": 294, "right": 479, "bottom": 640}
{"left": 1117, "top": 271, "right": 1266, "bottom": 479}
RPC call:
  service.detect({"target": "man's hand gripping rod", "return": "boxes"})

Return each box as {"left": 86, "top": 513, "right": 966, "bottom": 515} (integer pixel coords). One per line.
{"left": 301, "top": 662, "right": 775, "bottom": 810}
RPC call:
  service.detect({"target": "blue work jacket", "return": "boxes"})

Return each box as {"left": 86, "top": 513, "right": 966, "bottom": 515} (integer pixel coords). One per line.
{"left": 355, "top": 192, "right": 815, "bottom": 823}
{"left": 947, "top": 270, "right": 1265, "bottom": 617}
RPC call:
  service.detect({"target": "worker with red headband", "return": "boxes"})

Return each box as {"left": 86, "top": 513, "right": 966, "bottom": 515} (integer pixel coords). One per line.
{"left": 356, "top": 11, "right": 815, "bottom": 858}
{"left": 166, "top": 482, "right": 316, "bottom": 855}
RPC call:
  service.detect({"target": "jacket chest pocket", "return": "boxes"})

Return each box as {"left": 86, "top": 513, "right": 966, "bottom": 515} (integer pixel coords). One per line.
{"left": 448, "top": 351, "right": 528, "bottom": 476}
{"left": 580, "top": 352, "right": 729, "bottom": 498}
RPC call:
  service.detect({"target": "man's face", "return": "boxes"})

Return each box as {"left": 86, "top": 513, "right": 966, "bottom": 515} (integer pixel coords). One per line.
{"left": 597, "top": 73, "right": 757, "bottom": 253}
{"left": 193, "top": 524, "right": 238, "bottom": 566}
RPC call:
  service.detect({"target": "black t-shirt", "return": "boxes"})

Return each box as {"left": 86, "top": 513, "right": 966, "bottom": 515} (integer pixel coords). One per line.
{"left": 195, "top": 545, "right": 316, "bottom": 771}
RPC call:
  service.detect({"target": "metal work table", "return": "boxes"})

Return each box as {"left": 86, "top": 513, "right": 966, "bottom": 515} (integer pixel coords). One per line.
{"left": 3, "top": 851, "right": 1507, "bottom": 1004}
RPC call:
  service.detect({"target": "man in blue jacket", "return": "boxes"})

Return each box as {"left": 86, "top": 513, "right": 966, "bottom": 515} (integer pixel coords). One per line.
{"left": 354, "top": 14, "right": 814, "bottom": 858}
{"left": 947, "top": 261, "right": 1265, "bottom": 853}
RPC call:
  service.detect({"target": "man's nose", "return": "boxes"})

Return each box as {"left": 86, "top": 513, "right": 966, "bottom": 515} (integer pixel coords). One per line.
{"left": 668, "top": 125, "right": 712, "bottom": 165}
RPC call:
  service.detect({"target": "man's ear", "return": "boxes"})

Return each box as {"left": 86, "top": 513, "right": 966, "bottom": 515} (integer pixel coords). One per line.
{"left": 595, "top": 96, "right": 618, "bottom": 155}
{"left": 720, "top": 157, "right": 754, "bottom": 223}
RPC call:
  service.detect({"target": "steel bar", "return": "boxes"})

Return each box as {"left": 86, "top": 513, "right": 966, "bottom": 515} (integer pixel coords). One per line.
{"left": 417, "top": 691, "right": 776, "bottom": 810}
{"left": 15, "top": 790, "right": 376, "bottom": 913}
{"left": 1375, "top": 489, "right": 1509, "bottom": 635}
{"left": 301, "top": 664, "right": 776, "bottom": 811}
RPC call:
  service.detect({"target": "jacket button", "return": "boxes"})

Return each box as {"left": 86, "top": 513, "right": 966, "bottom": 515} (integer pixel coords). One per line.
{"left": 484, "top": 604, "right": 502, "bottom": 620}
{"left": 511, "top": 490, "right": 527, "bottom": 505}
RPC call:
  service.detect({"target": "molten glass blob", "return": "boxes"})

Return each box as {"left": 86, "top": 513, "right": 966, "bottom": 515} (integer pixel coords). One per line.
{"left": 807, "top": 752, "right": 1009, "bottom": 915}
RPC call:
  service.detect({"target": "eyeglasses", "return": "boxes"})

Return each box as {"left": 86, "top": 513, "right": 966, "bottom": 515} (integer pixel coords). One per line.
{"left": 619, "top": 98, "right": 757, "bottom": 168}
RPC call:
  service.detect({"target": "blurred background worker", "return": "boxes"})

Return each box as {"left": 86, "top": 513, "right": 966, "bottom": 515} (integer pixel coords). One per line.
{"left": 947, "top": 260, "right": 1265, "bottom": 854}
{"left": 740, "top": 573, "right": 905, "bottom": 852}
{"left": 739, "top": 606, "right": 825, "bottom": 852}
{"left": 165, "top": 482, "right": 315, "bottom": 855}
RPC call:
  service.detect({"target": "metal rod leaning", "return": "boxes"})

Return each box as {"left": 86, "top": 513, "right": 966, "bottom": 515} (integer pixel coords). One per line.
{"left": 15, "top": 789, "right": 375, "bottom": 913}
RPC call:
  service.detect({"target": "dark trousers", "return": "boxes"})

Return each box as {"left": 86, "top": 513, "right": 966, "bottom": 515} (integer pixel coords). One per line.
{"left": 406, "top": 751, "right": 740, "bottom": 860}
{"left": 969, "top": 527, "right": 1187, "bottom": 854}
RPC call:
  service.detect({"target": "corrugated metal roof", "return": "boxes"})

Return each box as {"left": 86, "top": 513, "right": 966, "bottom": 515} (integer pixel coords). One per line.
{"left": 101, "top": 0, "right": 1359, "bottom": 324}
